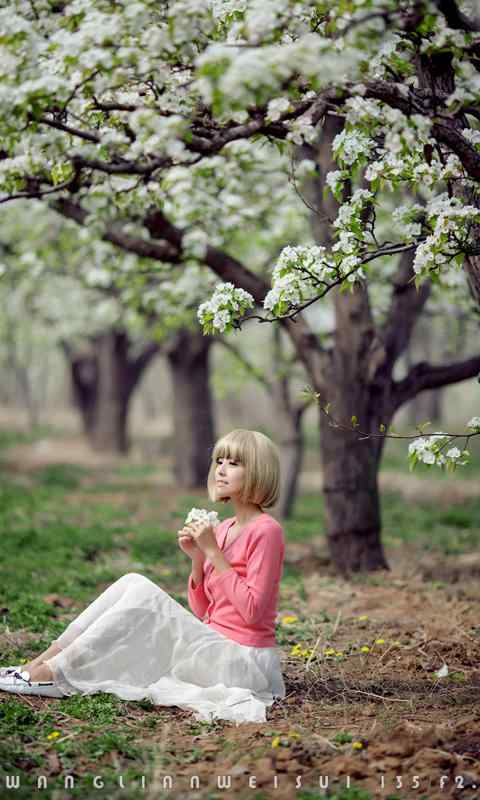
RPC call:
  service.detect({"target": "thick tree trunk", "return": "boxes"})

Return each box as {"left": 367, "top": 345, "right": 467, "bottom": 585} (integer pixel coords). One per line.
{"left": 70, "top": 353, "right": 98, "bottom": 437}
{"left": 317, "top": 281, "right": 393, "bottom": 573}
{"left": 166, "top": 328, "right": 216, "bottom": 488}
{"left": 90, "top": 331, "right": 131, "bottom": 453}
{"left": 65, "top": 331, "right": 158, "bottom": 454}
{"left": 319, "top": 404, "right": 390, "bottom": 575}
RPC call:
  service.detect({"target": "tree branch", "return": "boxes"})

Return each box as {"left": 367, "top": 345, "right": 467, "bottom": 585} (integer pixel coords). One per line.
{"left": 92, "top": 97, "right": 139, "bottom": 112}
{"left": 0, "top": 176, "right": 77, "bottom": 205}
{"left": 71, "top": 153, "right": 171, "bottom": 176}
{"left": 38, "top": 116, "right": 101, "bottom": 144}
{"left": 431, "top": 119, "right": 480, "bottom": 179}
{"left": 393, "top": 354, "right": 480, "bottom": 409}
{"left": 432, "top": 0, "right": 480, "bottom": 32}
{"left": 53, "top": 198, "right": 180, "bottom": 262}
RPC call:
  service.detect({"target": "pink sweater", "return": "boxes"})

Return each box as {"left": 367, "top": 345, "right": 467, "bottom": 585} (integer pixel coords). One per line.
{"left": 187, "top": 512, "right": 285, "bottom": 647}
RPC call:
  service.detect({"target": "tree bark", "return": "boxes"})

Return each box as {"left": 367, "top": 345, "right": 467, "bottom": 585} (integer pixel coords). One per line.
{"left": 64, "top": 331, "right": 159, "bottom": 454}
{"left": 90, "top": 330, "right": 130, "bottom": 453}
{"left": 69, "top": 351, "right": 98, "bottom": 437}
{"left": 318, "top": 381, "right": 391, "bottom": 575}
{"left": 166, "top": 327, "right": 216, "bottom": 487}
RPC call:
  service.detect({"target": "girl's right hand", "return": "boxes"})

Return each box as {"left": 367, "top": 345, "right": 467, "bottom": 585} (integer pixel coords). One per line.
{"left": 177, "top": 528, "right": 206, "bottom": 561}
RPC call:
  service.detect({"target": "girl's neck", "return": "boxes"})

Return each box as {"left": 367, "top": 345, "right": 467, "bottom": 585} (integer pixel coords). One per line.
{"left": 231, "top": 503, "right": 264, "bottom": 527}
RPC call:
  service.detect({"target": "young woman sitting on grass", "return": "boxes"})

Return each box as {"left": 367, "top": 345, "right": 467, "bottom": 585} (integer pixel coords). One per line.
{"left": 0, "top": 429, "right": 286, "bottom": 724}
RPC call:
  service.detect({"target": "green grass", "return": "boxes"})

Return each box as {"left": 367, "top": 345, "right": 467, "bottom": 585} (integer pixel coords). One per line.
{"left": 0, "top": 425, "right": 55, "bottom": 451}
{"left": 381, "top": 490, "right": 480, "bottom": 553}
{"left": 288, "top": 485, "right": 480, "bottom": 555}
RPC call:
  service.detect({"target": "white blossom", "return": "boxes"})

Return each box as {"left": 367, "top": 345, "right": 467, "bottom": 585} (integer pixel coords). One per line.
{"left": 197, "top": 282, "right": 255, "bottom": 333}
{"left": 467, "top": 416, "right": 480, "bottom": 432}
{"left": 185, "top": 508, "right": 220, "bottom": 527}
{"left": 266, "top": 97, "right": 292, "bottom": 122}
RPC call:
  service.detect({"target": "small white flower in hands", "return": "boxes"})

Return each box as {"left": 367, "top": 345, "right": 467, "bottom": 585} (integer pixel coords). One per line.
{"left": 179, "top": 508, "right": 220, "bottom": 560}
{"left": 185, "top": 508, "right": 220, "bottom": 527}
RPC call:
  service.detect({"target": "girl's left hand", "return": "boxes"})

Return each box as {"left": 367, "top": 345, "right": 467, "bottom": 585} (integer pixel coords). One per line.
{"left": 184, "top": 520, "right": 218, "bottom": 559}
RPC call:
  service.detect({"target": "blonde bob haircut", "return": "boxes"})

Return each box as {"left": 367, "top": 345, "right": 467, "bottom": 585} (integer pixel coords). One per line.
{"left": 207, "top": 429, "right": 280, "bottom": 509}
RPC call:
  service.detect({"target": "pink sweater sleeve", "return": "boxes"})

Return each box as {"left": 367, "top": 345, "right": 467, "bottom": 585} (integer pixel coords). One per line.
{"left": 208, "top": 522, "right": 284, "bottom": 625}
{"left": 187, "top": 572, "right": 209, "bottom": 619}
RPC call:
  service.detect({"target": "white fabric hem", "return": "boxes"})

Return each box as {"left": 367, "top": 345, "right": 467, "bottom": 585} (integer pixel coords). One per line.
{"left": 45, "top": 573, "right": 286, "bottom": 725}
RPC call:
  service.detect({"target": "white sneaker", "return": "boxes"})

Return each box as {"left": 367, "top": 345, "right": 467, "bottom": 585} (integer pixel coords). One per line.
{"left": 0, "top": 669, "right": 65, "bottom": 698}
{"left": 0, "top": 665, "right": 21, "bottom": 677}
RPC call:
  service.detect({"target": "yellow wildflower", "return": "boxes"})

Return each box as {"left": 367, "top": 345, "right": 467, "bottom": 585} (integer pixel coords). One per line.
{"left": 324, "top": 647, "right": 336, "bottom": 656}
{"left": 288, "top": 731, "right": 301, "bottom": 739}
{"left": 281, "top": 615, "right": 298, "bottom": 625}
{"left": 290, "top": 644, "right": 302, "bottom": 656}
{"left": 357, "top": 615, "right": 369, "bottom": 621}
{"left": 391, "top": 640, "right": 401, "bottom": 647}
{"left": 360, "top": 646, "right": 370, "bottom": 653}
{"left": 375, "top": 639, "right": 385, "bottom": 645}
{"left": 47, "top": 731, "right": 61, "bottom": 741}
{"left": 335, "top": 651, "right": 344, "bottom": 657}
{"left": 352, "top": 741, "right": 363, "bottom": 750}
{"left": 271, "top": 736, "right": 281, "bottom": 748}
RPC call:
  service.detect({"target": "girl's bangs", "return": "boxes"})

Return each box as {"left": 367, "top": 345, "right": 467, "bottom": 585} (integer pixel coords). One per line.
{"left": 213, "top": 437, "right": 244, "bottom": 463}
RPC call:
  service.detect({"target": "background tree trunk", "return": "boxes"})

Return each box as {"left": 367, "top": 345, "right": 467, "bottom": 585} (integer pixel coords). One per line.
{"left": 319, "top": 392, "right": 390, "bottom": 575}
{"left": 90, "top": 331, "right": 130, "bottom": 453}
{"left": 69, "top": 351, "right": 98, "bottom": 438}
{"left": 166, "top": 327, "right": 216, "bottom": 487}
{"left": 64, "top": 330, "right": 159, "bottom": 454}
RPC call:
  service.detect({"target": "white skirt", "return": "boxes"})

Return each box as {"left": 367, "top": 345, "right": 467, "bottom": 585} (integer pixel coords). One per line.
{"left": 45, "top": 573, "right": 286, "bottom": 725}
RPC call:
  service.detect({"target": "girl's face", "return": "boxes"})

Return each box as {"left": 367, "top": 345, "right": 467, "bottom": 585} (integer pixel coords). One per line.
{"left": 214, "top": 454, "right": 245, "bottom": 501}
